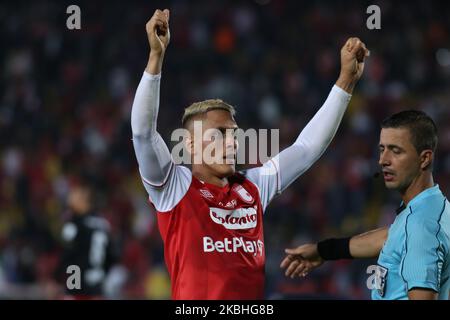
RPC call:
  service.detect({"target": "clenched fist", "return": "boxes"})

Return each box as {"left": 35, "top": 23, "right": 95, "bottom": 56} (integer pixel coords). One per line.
{"left": 146, "top": 9, "right": 170, "bottom": 56}
{"left": 336, "top": 37, "right": 370, "bottom": 93}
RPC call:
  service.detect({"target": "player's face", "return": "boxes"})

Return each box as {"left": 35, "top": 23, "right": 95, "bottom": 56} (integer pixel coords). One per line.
{"left": 378, "top": 127, "right": 421, "bottom": 192}
{"left": 192, "top": 109, "right": 238, "bottom": 178}
{"left": 68, "top": 187, "right": 92, "bottom": 214}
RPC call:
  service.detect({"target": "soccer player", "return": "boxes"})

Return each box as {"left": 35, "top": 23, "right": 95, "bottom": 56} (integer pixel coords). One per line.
{"left": 131, "top": 9, "right": 369, "bottom": 299}
{"left": 59, "top": 183, "right": 116, "bottom": 299}
{"left": 281, "top": 110, "right": 450, "bottom": 300}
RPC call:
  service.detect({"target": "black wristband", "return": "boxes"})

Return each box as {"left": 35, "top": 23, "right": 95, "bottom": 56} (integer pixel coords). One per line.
{"left": 317, "top": 237, "right": 353, "bottom": 260}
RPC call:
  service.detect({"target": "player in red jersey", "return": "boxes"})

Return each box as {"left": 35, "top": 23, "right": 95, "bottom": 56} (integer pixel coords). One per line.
{"left": 131, "top": 9, "right": 369, "bottom": 299}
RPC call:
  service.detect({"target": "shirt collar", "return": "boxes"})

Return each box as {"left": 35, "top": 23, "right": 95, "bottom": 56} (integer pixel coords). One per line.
{"left": 396, "top": 184, "right": 440, "bottom": 215}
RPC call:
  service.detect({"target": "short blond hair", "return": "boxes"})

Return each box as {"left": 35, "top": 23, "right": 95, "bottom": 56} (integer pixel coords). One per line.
{"left": 182, "top": 99, "right": 236, "bottom": 127}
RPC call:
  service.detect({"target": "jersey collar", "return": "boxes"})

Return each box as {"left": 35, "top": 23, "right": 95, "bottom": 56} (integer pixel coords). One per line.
{"left": 396, "top": 184, "right": 441, "bottom": 215}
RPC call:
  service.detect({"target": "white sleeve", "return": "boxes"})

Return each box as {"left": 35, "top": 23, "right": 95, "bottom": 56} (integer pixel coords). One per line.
{"left": 131, "top": 72, "right": 191, "bottom": 212}
{"left": 245, "top": 85, "right": 351, "bottom": 211}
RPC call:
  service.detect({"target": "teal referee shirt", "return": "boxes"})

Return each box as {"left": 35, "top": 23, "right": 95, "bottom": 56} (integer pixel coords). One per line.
{"left": 372, "top": 184, "right": 450, "bottom": 300}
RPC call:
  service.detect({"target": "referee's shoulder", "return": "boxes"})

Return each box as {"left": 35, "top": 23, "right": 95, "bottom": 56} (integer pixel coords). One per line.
{"left": 409, "top": 193, "right": 446, "bottom": 220}
{"left": 405, "top": 200, "right": 447, "bottom": 242}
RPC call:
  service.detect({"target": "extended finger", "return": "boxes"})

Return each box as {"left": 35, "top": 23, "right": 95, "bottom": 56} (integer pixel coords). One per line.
{"left": 285, "top": 260, "right": 300, "bottom": 277}
{"left": 285, "top": 248, "right": 302, "bottom": 255}
{"left": 293, "top": 262, "right": 309, "bottom": 278}
{"left": 280, "top": 255, "right": 293, "bottom": 269}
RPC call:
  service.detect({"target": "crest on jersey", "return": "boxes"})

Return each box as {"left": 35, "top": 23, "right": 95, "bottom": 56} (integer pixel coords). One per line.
{"left": 199, "top": 189, "right": 214, "bottom": 199}
{"left": 209, "top": 206, "right": 257, "bottom": 230}
{"left": 224, "top": 199, "right": 237, "bottom": 209}
{"left": 232, "top": 185, "right": 254, "bottom": 204}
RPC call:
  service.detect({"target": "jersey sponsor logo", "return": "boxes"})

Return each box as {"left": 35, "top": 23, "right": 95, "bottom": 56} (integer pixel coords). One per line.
{"left": 199, "top": 189, "right": 214, "bottom": 199}
{"left": 203, "top": 236, "right": 264, "bottom": 257}
{"left": 209, "top": 206, "right": 257, "bottom": 230}
{"left": 232, "top": 185, "right": 254, "bottom": 204}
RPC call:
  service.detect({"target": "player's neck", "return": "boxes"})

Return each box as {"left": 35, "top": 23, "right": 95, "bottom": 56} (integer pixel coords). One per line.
{"left": 400, "top": 172, "right": 434, "bottom": 206}
{"left": 192, "top": 168, "right": 229, "bottom": 187}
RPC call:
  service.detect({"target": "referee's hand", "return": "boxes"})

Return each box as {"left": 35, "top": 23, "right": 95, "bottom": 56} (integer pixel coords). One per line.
{"left": 280, "top": 243, "right": 324, "bottom": 278}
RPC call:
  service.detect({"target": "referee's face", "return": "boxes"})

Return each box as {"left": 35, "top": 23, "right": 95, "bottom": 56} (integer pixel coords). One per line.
{"left": 378, "top": 127, "right": 421, "bottom": 192}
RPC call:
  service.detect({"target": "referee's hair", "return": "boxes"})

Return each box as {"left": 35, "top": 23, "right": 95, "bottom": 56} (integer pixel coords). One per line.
{"left": 381, "top": 110, "right": 438, "bottom": 154}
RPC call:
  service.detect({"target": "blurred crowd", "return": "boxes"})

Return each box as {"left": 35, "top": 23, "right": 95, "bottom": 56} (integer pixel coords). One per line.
{"left": 0, "top": 0, "right": 449, "bottom": 299}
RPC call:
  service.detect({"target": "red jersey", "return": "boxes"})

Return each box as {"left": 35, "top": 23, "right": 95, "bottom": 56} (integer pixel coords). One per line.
{"left": 156, "top": 172, "right": 265, "bottom": 299}
{"left": 146, "top": 161, "right": 280, "bottom": 300}
{"left": 132, "top": 71, "right": 352, "bottom": 300}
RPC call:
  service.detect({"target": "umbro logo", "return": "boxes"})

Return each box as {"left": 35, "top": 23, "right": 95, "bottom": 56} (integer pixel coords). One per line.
{"left": 199, "top": 189, "right": 214, "bottom": 199}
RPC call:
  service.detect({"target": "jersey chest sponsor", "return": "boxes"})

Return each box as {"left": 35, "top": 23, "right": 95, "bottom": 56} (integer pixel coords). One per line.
{"left": 203, "top": 236, "right": 264, "bottom": 257}
{"left": 209, "top": 206, "right": 258, "bottom": 230}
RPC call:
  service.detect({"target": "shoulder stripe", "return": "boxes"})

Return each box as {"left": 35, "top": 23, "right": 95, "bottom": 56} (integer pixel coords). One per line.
{"left": 400, "top": 207, "right": 413, "bottom": 288}
{"left": 401, "top": 198, "right": 446, "bottom": 291}
{"left": 433, "top": 198, "right": 446, "bottom": 288}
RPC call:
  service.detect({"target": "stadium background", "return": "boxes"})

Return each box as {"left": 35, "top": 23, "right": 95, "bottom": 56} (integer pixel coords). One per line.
{"left": 0, "top": 0, "right": 449, "bottom": 299}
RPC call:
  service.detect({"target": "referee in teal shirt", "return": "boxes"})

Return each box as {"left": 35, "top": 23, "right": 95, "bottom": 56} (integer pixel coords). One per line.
{"left": 281, "top": 110, "right": 450, "bottom": 300}
{"left": 373, "top": 184, "right": 449, "bottom": 299}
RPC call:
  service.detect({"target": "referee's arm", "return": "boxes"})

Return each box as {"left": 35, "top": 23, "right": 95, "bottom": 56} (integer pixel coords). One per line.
{"left": 281, "top": 227, "right": 388, "bottom": 278}
{"left": 349, "top": 227, "right": 388, "bottom": 258}
{"left": 408, "top": 288, "right": 438, "bottom": 300}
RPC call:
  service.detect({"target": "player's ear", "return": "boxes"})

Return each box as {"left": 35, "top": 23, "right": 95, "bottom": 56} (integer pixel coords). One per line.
{"left": 420, "top": 149, "right": 433, "bottom": 170}
{"left": 185, "top": 136, "right": 194, "bottom": 155}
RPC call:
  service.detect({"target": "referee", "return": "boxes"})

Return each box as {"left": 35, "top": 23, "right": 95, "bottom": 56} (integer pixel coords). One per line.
{"left": 281, "top": 110, "right": 450, "bottom": 300}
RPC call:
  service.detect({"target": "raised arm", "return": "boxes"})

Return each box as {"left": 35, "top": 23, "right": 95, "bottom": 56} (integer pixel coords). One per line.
{"left": 132, "top": 10, "right": 192, "bottom": 212}
{"left": 276, "top": 38, "right": 370, "bottom": 191}
{"left": 131, "top": 9, "right": 172, "bottom": 187}
{"left": 245, "top": 38, "right": 369, "bottom": 210}
{"left": 145, "top": 9, "right": 170, "bottom": 76}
